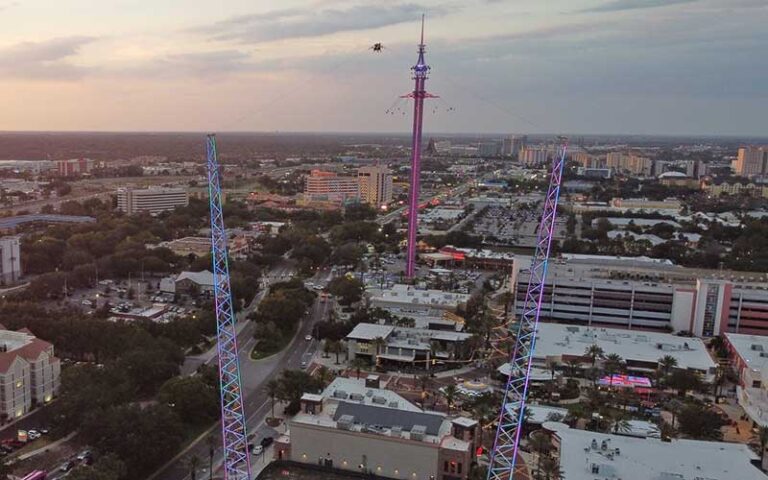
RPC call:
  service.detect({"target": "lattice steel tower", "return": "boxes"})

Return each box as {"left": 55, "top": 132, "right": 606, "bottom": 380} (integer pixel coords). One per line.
{"left": 487, "top": 138, "right": 568, "bottom": 480}
{"left": 404, "top": 15, "right": 436, "bottom": 279}
{"left": 206, "top": 134, "right": 252, "bottom": 480}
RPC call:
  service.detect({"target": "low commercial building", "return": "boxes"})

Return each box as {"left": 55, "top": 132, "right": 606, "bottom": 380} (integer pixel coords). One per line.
{"left": 543, "top": 421, "right": 767, "bottom": 480}
{"left": 283, "top": 377, "right": 480, "bottom": 480}
{"left": 117, "top": 186, "right": 189, "bottom": 216}
{"left": 346, "top": 323, "right": 472, "bottom": 370}
{"left": 724, "top": 333, "right": 768, "bottom": 427}
{"left": 368, "top": 285, "right": 470, "bottom": 315}
{"left": 500, "top": 323, "right": 717, "bottom": 382}
{"left": 175, "top": 270, "right": 215, "bottom": 295}
{"left": 0, "top": 326, "right": 60, "bottom": 419}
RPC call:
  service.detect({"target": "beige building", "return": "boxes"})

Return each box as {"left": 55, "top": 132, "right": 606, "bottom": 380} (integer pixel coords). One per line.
{"left": 519, "top": 147, "right": 548, "bottom": 166}
{"left": 358, "top": 165, "right": 393, "bottom": 208}
{"left": 304, "top": 170, "right": 360, "bottom": 203}
{"left": 703, "top": 178, "right": 768, "bottom": 198}
{"left": 606, "top": 152, "right": 653, "bottom": 176}
{"left": 280, "top": 377, "right": 479, "bottom": 480}
{"left": 733, "top": 146, "right": 768, "bottom": 177}
{"left": 0, "top": 327, "right": 60, "bottom": 419}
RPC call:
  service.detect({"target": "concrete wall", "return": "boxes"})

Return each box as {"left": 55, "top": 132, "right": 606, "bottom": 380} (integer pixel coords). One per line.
{"left": 290, "top": 422, "right": 440, "bottom": 480}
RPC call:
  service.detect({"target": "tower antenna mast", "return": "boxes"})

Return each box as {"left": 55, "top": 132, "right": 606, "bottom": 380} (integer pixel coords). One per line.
{"left": 488, "top": 137, "right": 568, "bottom": 480}
{"left": 404, "top": 14, "right": 438, "bottom": 279}
{"left": 206, "top": 134, "right": 252, "bottom": 480}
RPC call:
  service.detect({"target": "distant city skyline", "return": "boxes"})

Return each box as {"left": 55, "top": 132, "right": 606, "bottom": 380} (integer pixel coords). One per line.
{"left": 0, "top": 0, "right": 765, "bottom": 135}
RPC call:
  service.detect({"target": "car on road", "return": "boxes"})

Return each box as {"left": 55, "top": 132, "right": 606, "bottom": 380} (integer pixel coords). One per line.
{"left": 76, "top": 450, "right": 91, "bottom": 461}
{"left": 300, "top": 361, "right": 308, "bottom": 369}
{"left": 59, "top": 461, "right": 75, "bottom": 472}
{"left": 304, "top": 335, "right": 312, "bottom": 341}
{"left": 251, "top": 445, "right": 263, "bottom": 455}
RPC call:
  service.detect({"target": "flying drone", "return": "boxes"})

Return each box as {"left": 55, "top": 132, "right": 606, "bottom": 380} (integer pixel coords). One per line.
{"left": 370, "top": 43, "right": 385, "bottom": 53}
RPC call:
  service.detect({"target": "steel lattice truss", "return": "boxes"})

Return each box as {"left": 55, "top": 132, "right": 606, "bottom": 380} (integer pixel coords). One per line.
{"left": 487, "top": 139, "right": 568, "bottom": 480}
{"left": 206, "top": 135, "right": 252, "bottom": 480}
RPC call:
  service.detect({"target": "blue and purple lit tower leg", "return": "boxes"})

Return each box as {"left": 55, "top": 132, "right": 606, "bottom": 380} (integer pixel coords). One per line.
{"left": 405, "top": 16, "right": 432, "bottom": 280}
{"left": 206, "top": 134, "right": 252, "bottom": 480}
{"left": 487, "top": 139, "right": 568, "bottom": 480}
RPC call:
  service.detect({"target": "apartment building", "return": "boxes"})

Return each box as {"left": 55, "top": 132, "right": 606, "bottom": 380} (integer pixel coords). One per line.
{"left": 358, "top": 165, "right": 393, "bottom": 208}
{"left": 304, "top": 170, "right": 360, "bottom": 203}
{"left": 116, "top": 186, "right": 189, "bottom": 215}
{"left": 605, "top": 152, "right": 653, "bottom": 176}
{"left": 0, "top": 327, "right": 60, "bottom": 419}
{"left": 519, "top": 147, "right": 548, "bottom": 166}
{"left": 733, "top": 146, "right": 768, "bottom": 177}
{"left": 282, "top": 376, "right": 479, "bottom": 480}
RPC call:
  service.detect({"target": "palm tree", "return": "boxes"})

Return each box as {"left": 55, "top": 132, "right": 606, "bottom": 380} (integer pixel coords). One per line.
{"left": 604, "top": 353, "right": 624, "bottom": 387}
{"left": 585, "top": 344, "right": 604, "bottom": 366}
{"left": 611, "top": 413, "right": 632, "bottom": 434}
{"left": 351, "top": 357, "right": 368, "bottom": 379}
{"left": 316, "top": 365, "right": 334, "bottom": 388}
{"left": 443, "top": 384, "right": 459, "bottom": 414}
{"left": 528, "top": 431, "right": 551, "bottom": 478}
{"left": 565, "top": 359, "right": 581, "bottom": 378}
{"left": 539, "top": 456, "right": 564, "bottom": 480}
{"left": 188, "top": 454, "right": 200, "bottom": 480}
{"left": 657, "top": 355, "right": 678, "bottom": 385}
{"left": 265, "top": 378, "right": 280, "bottom": 419}
{"left": 418, "top": 374, "right": 432, "bottom": 393}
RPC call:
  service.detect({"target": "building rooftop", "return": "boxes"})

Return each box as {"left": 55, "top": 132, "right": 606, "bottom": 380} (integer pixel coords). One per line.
{"left": 321, "top": 377, "right": 421, "bottom": 412}
{"left": 368, "top": 284, "right": 470, "bottom": 309}
{"left": 346, "top": 324, "right": 395, "bottom": 342}
{"left": 529, "top": 323, "right": 716, "bottom": 376}
{"left": 0, "top": 214, "right": 95, "bottom": 229}
{"left": 175, "top": 270, "right": 215, "bottom": 287}
{"left": 725, "top": 332, "right": 768, "bottom": 373}
{"left": 546, "top": 422, "right": 767, "bottom": 480}
{"left": 0, "top": 329, "right": 55, "bottom": 373}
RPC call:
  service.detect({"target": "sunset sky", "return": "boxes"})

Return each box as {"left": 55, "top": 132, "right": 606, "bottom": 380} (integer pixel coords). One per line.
{"left": 0, "top": 0, "right": 765, "bottom": 135}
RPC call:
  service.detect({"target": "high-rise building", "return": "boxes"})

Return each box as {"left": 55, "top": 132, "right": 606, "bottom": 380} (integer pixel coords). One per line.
{"left": 56, "top": 158, "right": 95, "bottom": 177}
{"left": 358, "top": 165, "right": 393, "bottom": 208}
{"left": 519, "top": 147, "right": 548, "bottom": 166}
{"left": 478, "top": 142, "right": 501, "bottom": 157}
{"left": 117, "top": 186, "right": 189, "bottom": 216}
{"left": 0, "top": 236, "right": 20, "bottom": 285}
{"left": 606, "top": 152, "right": 652, "bottom": 176}
{"left": 733, "top": 146, "right": 768, "bottom": 177}
{"left": 502, "top": 135, "right": 527, "bottom": 156}
{"left": 304, "top": 170, "right": 360, "bottom": 202}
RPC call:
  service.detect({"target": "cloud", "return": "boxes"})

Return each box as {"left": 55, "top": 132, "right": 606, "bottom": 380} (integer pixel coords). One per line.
{"left": 581, "top": 0, "right": 699, "bottom": 13}
{"left": 197, "top": 3, "right": 451, "bottom": 44}
{"left": 0, "top": 36, "right": 97, "bottom": 80}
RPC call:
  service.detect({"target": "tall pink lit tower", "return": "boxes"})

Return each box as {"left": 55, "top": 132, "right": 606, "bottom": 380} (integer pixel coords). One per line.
{"left": 405, "top": 15, "right": 435, "bottom": 279}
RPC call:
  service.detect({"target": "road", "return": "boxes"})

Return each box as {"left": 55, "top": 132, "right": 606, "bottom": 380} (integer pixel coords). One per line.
{"left": 153, "top": 267, "right": 332, "bottom": 480}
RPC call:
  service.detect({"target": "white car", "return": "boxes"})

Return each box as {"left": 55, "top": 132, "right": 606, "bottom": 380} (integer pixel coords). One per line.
{"left": 252, "top": 445, "right": 263, "bottom": 455}
{"left": 304, "top": 335, "right": 313, "bottom": 341}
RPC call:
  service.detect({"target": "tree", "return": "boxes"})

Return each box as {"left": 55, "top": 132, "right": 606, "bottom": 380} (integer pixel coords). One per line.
{"left": 315, "top": 365, "right": 334, "bottom": 388}
{"left": 326, "top": 276, "right": 364, "bottom": 306}
{"left": 351, "top": 357, "right": 368, "bottom": 379}
{"left": 528, "top": 431, "right": 552, "bottom": 478}
{"left": 565, "top": 359, "right": 581, "bottom": 378}
{"left": 539, "top": 456, "right": 564, "bottom": 480}
{"left": 546, "top": 359, "right": 559, "bottom": 381}
{"left": 658, "top": 355, "right": 678, "bottom": 380}
{"left": 327, "top": 340, "right": 344, "bottom": 364}
{"left": 677, "top": 404, "right": 724, "bottom": 440}
{"left": 668, "top": 370, "right": 702, "bottom": 396}
{"left": 159, "top": 376, "right": 218, "bottom": 425}
{"left": 585, "top": 344, "right": 604, "bottom": 366}
{"left": 265, "top": 379, "right": 280, "bottom": 419}
{"left": 603, "top": 353, "right": 625, "bottom": 386}
{"left": 442, "top": 385, "right": 458, "bottom": 414}
{"left": 67, "top": 454, "right": 126, "bottom": 480}
{"left": 372, "top": 336, "right": 387, "bottom": 356}
{"left": 207, "top": 435, "right": 216, "bottom": 480}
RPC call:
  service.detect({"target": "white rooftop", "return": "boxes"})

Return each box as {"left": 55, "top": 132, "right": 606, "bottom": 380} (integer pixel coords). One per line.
{"left": 725, "top": 332, "right": 768, "bottom": 373}
{"left": 368, "top": 284, "right": 470, "bottom": 309}
{"left": 346, "top": 323, "right": 395, "bottom": 341}
{"left": 176, "top": 270, "right": 215, "bottom": 287}
{"left": 321, "top": 377, "right": 421, "bottom": 412}
{"left": 533, "top": 323, "right": 717, "bottom": 377}
{"left": 526, "top": 404, "right": 568, "bottom": 424}
{"left": 546, "top": 422, "right": 767, "bottom": 480}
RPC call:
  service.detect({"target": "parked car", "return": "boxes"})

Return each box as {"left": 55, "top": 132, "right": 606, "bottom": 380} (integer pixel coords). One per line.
{"left": 76, "top": 450, "right": 91, "bottom": 461}
{"left": 251, "top": 445, "right": 263, "bottom": 455}
{"left": 60, "top": 461, "right": 75, "bottom": 472}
